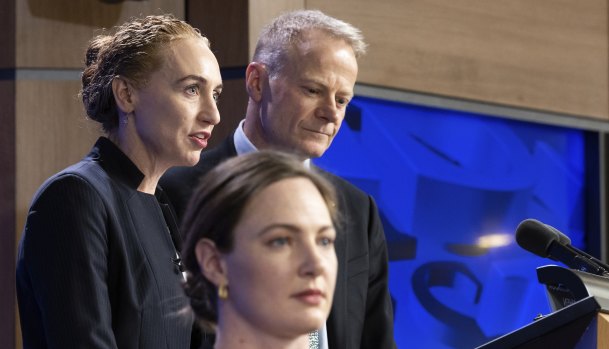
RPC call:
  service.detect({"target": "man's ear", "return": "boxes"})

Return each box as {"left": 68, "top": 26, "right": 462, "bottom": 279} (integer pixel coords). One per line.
{"left": 194, "top": 238, "right": 228, "bottom": 286}
{"left": 111, "top": 76, "right": 135, "bottom": 114}
{"left": 245, "top": 62, "right": 268, "bottom": 103}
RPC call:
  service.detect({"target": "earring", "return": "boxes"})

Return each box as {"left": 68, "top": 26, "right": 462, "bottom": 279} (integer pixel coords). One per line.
{"left": 122, "top": 111, "right": 133, "bottom": 126}
{"left": 218, "top": 284, "right": 229, "bottom": 300}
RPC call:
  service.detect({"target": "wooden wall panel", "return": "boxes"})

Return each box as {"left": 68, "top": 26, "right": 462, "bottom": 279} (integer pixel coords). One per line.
{"left": 187, "top": 0, "right": 249, "bottom": 67}
{"left": 0, "top": 5, "right": 16, "bottom": 349}
{"left": 600, "top": 313, "right": 609, "bottom": 348}
{"left": 188, "top": 0, "right": 304, "bottom": 67}
{"left": 307, "top": 0, "right": 609, "bottom": 120}
{"left": 16, "top": 0, "right": 184, "bottom": 68}
{"left": 15, "top": 80, "right": 101, "bottom": 231}
{"left": 210, "top": 79, "right": 248, "bottom": 148}
{"left": 0, "top": 0, "right": 15, "bottom": 68}
{"left": 247, "top": 0, "right": 305, "bottom": 59}
{"left": 0, "top": 79, "right": 16, "bottom": 349}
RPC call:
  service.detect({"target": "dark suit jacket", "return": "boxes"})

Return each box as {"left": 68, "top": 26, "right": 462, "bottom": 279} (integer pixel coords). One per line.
{"left": 16, "top": 137, "right": 193, "bottom": 349}
{"left": 160, "top": 134, "right": 397, "bottom": 349}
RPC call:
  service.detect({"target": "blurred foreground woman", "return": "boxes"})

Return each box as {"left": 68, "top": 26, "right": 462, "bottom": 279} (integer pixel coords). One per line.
{"left": 181, "top": 151, "right": 338, "bottom": 349}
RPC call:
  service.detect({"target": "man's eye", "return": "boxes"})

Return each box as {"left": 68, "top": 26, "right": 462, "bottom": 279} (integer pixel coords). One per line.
{"left": 337, "top": 97, "right": 350, "bottom": 106}
{"left": 304, "top": 87, "right": 318, "bottom": 95}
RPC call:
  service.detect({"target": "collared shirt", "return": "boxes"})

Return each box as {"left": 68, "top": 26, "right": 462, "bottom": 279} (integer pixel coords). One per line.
{"left": 234, "top": 120, "right": 311, "bottom": 169}
{"left": 233, "top": 119, "right": 328, "bottom": 349}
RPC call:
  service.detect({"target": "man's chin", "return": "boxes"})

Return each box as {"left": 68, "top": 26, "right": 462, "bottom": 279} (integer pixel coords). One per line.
{"left": 296, "top": 146, "right": 328, "bottom": 159}
{"left": 274, "top": 142, "right": 329, "bottom": 159}
{"left": 304, "top": 139, "right": 335, "bottom": 157}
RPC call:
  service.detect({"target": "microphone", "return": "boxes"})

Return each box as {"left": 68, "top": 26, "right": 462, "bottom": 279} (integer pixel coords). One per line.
{"left": 544, "top": 224, "right": 571, "bottom": 245}
{"left": 515, "top": 218, "right": 609, "bottom": 277}
{"left": 544, "top": 222, "right": 609, "bottom": 273}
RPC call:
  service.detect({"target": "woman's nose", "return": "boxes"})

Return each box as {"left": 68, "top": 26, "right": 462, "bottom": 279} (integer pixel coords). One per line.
{"left": 298, "top": 242, "right": 326, "bottom": 278}
{"left": 199, "top": 97, "right": 221, "bottom": 125}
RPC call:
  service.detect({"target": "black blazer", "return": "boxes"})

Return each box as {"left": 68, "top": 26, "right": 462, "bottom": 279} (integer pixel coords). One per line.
{"left": 16, "top": 137, "right": 192, "bottom": 349}
{"left": 160, "top": 134, "right": 397, "bottom": 349}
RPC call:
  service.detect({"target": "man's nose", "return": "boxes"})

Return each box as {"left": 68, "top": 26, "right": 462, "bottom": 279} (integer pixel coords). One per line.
{"left": 315, "top": 96, "right": 341, "bottom": 122}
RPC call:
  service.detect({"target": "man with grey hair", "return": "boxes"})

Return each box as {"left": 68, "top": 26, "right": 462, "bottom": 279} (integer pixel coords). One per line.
{"left": 161, "top": 9, "right": 397, "bottom": 349}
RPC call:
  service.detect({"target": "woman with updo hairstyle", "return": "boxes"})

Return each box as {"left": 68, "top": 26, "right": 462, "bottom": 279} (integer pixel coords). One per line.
{"left": 181, "top": 150, "right": 339, "bottom": 349}
{"left": 16, "top": 14, "right": 222, "bottom": 348}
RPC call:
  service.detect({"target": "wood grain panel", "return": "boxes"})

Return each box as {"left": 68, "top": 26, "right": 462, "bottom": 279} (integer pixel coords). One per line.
{"left": 307, "top": 0, "right": 609, "bottom": 119}
{"left": 210, "top": 78, "right": 248, "bottom": 148}
{"left": 0, "top": 0, "right": 15, "bottom": 68}
{"left": 15, "top": 80, "right": 101, "bottom": 234}
{"left": 16, "top": 0, "right": 184, "bottom": 68}
{"left": 187, "top": 0, "right": 249, "bottom": 67}
{"left": 248, "top": 0, "right": 305, "bottom": 59}
{"left": 600, "top": 312, "right": 609, "bottom": 349}
{"left": 187, "top": 0, "right": 304, "bottom": 67}
{"left": 0, "top": 79, "right": 16, "bottom": 349}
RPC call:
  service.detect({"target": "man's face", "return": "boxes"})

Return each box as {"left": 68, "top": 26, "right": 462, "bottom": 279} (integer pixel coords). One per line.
{"left": 255, "top": 30, "right": 358, "bottom": 159}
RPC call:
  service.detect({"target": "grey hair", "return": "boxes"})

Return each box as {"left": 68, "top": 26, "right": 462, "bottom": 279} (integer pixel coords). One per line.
{"left": 252, "top": 9, "right": 367, "bottom": 77}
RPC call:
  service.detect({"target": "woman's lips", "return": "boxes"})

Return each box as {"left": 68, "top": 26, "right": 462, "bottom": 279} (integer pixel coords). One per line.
{"left": 292, "top": 289, "right": 325, "bottom": 305}
{"left": 190, "top": 131, "right": 211, "bottom": 149}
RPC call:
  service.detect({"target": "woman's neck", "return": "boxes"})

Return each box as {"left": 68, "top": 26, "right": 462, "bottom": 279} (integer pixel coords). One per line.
{"left": 213, "top": 313, "right": 309, "bottom": 349}
{"left": 214, "top": 332, "right": 308, "bottom": 349}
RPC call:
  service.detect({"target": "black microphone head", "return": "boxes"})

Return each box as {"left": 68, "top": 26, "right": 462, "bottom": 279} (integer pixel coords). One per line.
{"left": 544, "top": 224, "right": 572, "bottom": 245}
{"left": 515, "top": 219, "right": 560, "bottom": 258}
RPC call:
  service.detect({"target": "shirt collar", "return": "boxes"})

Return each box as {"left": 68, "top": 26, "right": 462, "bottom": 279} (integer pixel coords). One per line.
{"left": 89, "top": 137, "right": 146, "bottom": 189}
{"left": 233, "top": 120, "right": 311, "bottom": 169}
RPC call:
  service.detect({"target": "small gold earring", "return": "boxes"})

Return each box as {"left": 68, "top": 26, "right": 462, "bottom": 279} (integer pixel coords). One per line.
{"left": 218, "top": 284, "right": 229, "bottom": 300}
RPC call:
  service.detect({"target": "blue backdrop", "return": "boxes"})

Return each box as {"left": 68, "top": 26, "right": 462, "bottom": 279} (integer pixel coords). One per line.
{"left": 313, "top": 96, "right": 591, "bottom": 348}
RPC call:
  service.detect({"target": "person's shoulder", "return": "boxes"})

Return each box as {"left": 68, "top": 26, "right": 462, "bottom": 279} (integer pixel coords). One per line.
{"left": 29, "top": 161, "right": 106, "bottom": 210}
{"left": 42, "top": 156, "right": 105, "bottom": 189}
{"left": 315, "top": 168, "right": 369, "bottom": 201}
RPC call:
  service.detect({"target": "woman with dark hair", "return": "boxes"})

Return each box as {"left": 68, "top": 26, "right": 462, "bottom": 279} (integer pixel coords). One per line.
{"left": 181, "top": 151, "right": 339, "bottom": 349}
{"left": 16, "top": 14, "right": 222, "bottom": 348}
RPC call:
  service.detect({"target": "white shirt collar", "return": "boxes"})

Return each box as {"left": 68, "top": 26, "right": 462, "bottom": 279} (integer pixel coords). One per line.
{"left": 233, "top": 119, "right": 311, "bottom": 168}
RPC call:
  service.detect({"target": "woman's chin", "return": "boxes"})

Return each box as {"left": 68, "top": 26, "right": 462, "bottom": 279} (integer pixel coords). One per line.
{"left": 180, "top": 152, "right": 203, "bottom": 167}
{"left": 294, "top": 313, "right": 328, "bottom": 333}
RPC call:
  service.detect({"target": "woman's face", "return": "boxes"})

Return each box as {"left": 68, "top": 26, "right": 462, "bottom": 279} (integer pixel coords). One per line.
{"left": 222, "top": 177, "right": 337, "bottom": 338}
{"left": 129, "top": 37, "right": 222, "bottom": 169}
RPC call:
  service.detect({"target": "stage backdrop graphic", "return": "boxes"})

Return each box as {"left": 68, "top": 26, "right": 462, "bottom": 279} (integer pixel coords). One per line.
{"left": 314, "top": 96, "right": 594, "bottom": 349}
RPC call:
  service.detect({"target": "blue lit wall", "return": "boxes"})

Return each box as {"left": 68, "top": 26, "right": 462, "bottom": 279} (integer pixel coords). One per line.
{"left": 313, "top": 96, "right": 591, "bottom": 348}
